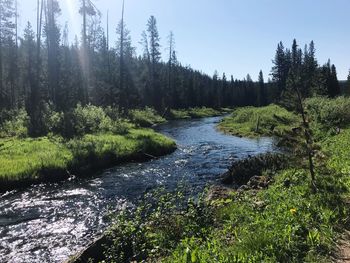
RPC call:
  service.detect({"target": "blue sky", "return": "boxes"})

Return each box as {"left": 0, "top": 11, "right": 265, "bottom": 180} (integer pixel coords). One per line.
{"left": 17, "top": 0, "right": 350, "bottom": 80}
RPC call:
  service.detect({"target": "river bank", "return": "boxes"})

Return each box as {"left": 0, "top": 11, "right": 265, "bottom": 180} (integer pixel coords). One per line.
{"left": 0, "top": 129, "right": 176, "bottom": 192}
{"left": 84, "top": 100, "right": 350, "bottom": 263}
{"left": 0, "top": 115, "right": 274, "bottom": 263}
{"left": 0, "top": 107, "right": 229, "bottom": 192}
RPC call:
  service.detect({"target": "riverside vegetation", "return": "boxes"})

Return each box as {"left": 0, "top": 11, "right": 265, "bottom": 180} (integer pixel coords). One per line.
{"left": 0, "top": 105, "right": 228, "bottom": 191}
{"left": 81, "top": 96, "right": 350, "bottom": 263}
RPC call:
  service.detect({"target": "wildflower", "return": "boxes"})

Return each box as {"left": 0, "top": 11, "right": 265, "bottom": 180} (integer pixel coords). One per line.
{"left": 290, "top": 208, "right": 297, "bottom": 215}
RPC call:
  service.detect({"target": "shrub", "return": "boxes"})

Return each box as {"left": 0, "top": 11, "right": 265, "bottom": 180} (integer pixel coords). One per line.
{"left": 0, "top": 108, "right": 29, "bottom": 138}
{"left": 72, "top": 104, "right": 111, "bottom": 135}
{"left": 103, "top": 187, "right": 214, "bottom": 262}
{"left": 306, "top": 96, "right": 350, "bottom": 135}
{"left": 42, "top": 105, "right": 64, "bottom": 135}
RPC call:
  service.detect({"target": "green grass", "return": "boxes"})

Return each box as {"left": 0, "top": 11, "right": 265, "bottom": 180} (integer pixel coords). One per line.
{"left": 129, "top": 107, "right": 166, "bottom": 127}
{"left": 0, "top": 137, "right": 73, "bottom": 182}
{"left": 165, "top": 167, "right": 347, "bottom": 263}
{"left": 322, "top": 128, "right": 350, "bottom": 180}
{"left": 170, "top": 107, "right": 222, "bottom": 120}
{"left": 0, "top": 129, "right": 176, "bottom": 190}
{"left": 218, "top": 104, "right": 299, "bottom": 137}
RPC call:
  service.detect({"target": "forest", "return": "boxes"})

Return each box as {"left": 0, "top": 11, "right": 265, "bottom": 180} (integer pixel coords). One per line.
{"left": 0, "top": 0, "right": 347, "bottom": 138}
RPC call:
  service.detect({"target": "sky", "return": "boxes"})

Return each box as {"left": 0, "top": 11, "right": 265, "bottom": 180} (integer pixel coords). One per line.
{"left": 17, "top": 0, "right": 350, "bottom": 80}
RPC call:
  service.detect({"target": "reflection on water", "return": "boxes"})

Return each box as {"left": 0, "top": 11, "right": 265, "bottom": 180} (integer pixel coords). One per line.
{"left": 0, "top": 116, "right": 276, "bottom": 263}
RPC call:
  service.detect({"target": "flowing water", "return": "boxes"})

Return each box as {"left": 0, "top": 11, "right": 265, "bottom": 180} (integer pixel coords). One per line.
{"left": 0, "top": 116, "right": 277, "bottom": 263}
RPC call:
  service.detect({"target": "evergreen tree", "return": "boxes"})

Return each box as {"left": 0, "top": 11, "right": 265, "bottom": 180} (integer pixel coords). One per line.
{"left": 79, "top": 0, "right": 98, "bottom": 104}
{"left": 303, "top": 41, "right": 318, "bottom": 96}
{"left": 258, "top": 70, "right": 266, "bottom": 106}
{"left": 271, "top": 42, "right": 290, "bottom": 97}
{"left": 166, "top": 31, "right": 175, "bottom": 109}
{"left": 0, "top": 0, "right": 16, "bottom": 109}
{"left": 45, "top": 0, "right": 61, "bottom": 109}
{"left": 146, "top": 16, "right": 162, "bottom": 111}
{"left": 329, "top": 64, "right": 340, "bottom": 97}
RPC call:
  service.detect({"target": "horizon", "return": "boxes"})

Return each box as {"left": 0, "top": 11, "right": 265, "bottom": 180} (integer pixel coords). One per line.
{"left": 17, "top": 0, "right": 350, "bottom": 80}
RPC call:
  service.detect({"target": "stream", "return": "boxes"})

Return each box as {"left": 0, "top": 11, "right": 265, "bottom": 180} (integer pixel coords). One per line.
{"left": 0, "top": 116, "right": 277, "bottom": 263}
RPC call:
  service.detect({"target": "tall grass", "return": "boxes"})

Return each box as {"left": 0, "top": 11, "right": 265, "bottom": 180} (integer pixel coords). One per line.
{"left": 0, "top": 137, "right": 72, "bottom": 182}
{"left": 129, "top": 107, "right": 166, "bottom": 127}
{"left": 0, "top": 129, "right": 176, "bottom": 190}
{"left": 170, "top": 107, "right": 222, "bottom": 120}
{"left": 218, "top": 104, "right": 299, "bottom": 137}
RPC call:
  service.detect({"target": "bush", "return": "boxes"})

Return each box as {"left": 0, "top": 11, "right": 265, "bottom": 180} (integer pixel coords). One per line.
{"left": 0, "top": 108, "right": 29, "bottom": 138}
{"left": 70, "top": 104, "right": 131, "bottom": 136}
{"left": 306, "top": 96, "right": 350, "bottom": 135}
{"left": 42, "top": 104, "right": 64, "bottom": 135}
{"left": 103, "top": 187, "right": 214, "bottom": 262}
{"left": 72, "top": 104, "right": 111, "bottom": 135}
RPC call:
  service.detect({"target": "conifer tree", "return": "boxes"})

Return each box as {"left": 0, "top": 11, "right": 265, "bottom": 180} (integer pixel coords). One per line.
{"left": 258, "top": 70, "right": 266, "bottom": 106}
{"left": 146, "top": 16, "right": 162, "bottom": 111}
{"left": 329, "top": 64, "right": 340, "bottom": 97}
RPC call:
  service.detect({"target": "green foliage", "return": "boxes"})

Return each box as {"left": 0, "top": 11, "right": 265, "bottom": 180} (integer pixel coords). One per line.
{"left": 103, "top": 187, "right": 214, "bottom": 263}
{"left": 188, "top": 107, "right": 221, "bottom": 118}
{"left": 322, "top": 128, "right": 350, "bottom": 179}
{"left": 218, "top": 104, "right": 299, "bottom": 137}
{"left": 306, "top": 96, "right": 350, "bottom": 138}
{"left": 100, "top": 164, "right": 348, "bottom": 263}
{"left": 170, "top": 109, "right": 192, "bottom": 120}
{"left": 129, "top": 107, "right": 166, "bottom": 127}
{"left": 164, "top": 168, "right": 347, "bottom": 263}
{"left": 41, "top": 103, "right": 65, "bottom": 135}
{"left": 72, "top": 104, "right": 115, "bottom": 136}
{"left": 0, "top": 108, "right": 30, "bottom": 138}
{"left": 170, "top": 107, "right": 222, "bottom": 120}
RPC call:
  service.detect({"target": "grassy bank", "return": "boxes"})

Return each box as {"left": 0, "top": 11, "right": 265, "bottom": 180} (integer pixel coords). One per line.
{"left": 169, "top": 107, "right": 224, "bottom": 120}
{"left": 218, "top": 104, "right": 299, "bottom": 137}
{"left": 0, "top": 129, "right": 176, "bottom": 191}
{"left": 0, "top": 105, "right": 229, "bottom": 191}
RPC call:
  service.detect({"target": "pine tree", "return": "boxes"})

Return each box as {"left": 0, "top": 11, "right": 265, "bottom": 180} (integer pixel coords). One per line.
{"left": 329, "top": 64, "right": 340, "bottom": 97}
{"left": 45, "top": 0, "right": 61, "bottom": 109}
{"left": 116, "top": 19, "right": 139, "bottom": 111}
{"left": 303, "top": 41, "right": 318, "bottom": 96}
{"left": 271, "top": 42, "right": 290, "bottom": 96}
{"left": 79, "top": 0, "right": 98, "bottom": 104}
{"left": 166, "top": 31, "right": 175, "bottom": 109}
{"left": 21, "top": 22, "right": 36, "bottom": 110}
{"left": 0, "top": 0, "right": 16, "bottom": 109}
{"left": 146, "top": 16, "right": 162, "bottom": 111}
{"left": 258, "top": 70, "right": 266, "bottom": 106}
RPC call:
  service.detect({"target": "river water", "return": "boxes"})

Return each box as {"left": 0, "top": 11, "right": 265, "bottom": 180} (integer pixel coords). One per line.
{"left": 0, "top": 116, "right": 276, "bottom": 263}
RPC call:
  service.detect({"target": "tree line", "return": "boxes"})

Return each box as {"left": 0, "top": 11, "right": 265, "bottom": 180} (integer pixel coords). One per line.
{"left": 0, "top": 0, "right": 343, "bottom": 136}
